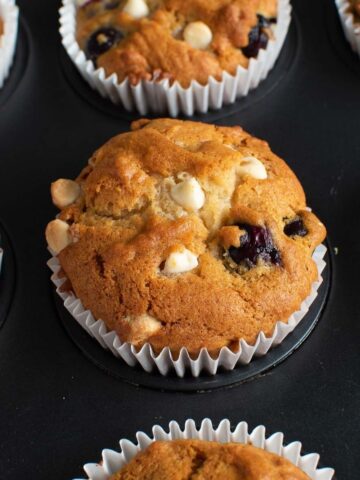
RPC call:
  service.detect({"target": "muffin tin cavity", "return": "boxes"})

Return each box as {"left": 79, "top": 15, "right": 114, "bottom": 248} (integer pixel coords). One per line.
{"left": 59, "top": 12, "right": 300, "bottom": 121}
{"left": 0, "top": 222, "right": 16, "bottom": 330}
{"left": 0, "top": 18, "right": 29, "bottom": 107}
{"left": 51, "top": 245, "right": 331, "bottom": 392}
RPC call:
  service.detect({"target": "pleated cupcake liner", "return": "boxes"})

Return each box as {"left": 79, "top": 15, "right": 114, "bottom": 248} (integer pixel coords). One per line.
{"left": 47, "top": 244, "right": 326, "bottom": 378}
{"left": 75, "top": 418, "right": 335, "bottom": 480}
{"left": 0, "top": 0, "right": 18, "bottom": 88}
{"left": 59, "top": 0, "right": 291, "bottom": 116}
{"left": 335, "top": 0, "right": 360, "bottom": 56}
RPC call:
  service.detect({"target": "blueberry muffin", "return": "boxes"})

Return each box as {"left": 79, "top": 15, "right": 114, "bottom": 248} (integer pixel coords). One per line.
{"left": 46, "top": 119, "right": 326, "bottom": 356}
{"left": 108, "top": 439, "right": 310, "bottom": 479}
{"left": 76, "top": 0, "right": 278, "bottom": 87}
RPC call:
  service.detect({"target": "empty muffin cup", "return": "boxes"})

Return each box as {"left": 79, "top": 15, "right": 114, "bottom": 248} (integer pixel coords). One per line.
{"left": 59, "top": 0, "right": 291, "bottom": 116}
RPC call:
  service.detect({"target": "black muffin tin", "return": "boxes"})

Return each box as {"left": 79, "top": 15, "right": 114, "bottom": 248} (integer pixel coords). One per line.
{"left": 0, "top": 0, "right": 359, "bottom": 478}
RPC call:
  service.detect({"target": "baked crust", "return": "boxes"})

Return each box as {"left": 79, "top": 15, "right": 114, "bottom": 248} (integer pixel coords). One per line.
{"left": 108, "top": 439, "right": 310, "bottom": 479}
{"left": 76, "top": 0, "right": 278, "bottom": 87}
{"left": 47, "top": 119, "right": 326, "bottom": 356}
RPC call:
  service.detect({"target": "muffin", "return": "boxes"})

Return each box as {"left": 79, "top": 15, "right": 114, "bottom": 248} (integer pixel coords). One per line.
{"left": 109, "top": 439, "right": 310, "bottom": 479}
{"left": 60, "top": 0, "right": 291, "bottom": 115}
{"left": 81, "top": 419, "right": 334, "bottom": 479}
{"left": 46, "top": 119, "right": 326, "bottom": 358}
{"left": 76, "top": 0, "right": 278, "bottom": 87}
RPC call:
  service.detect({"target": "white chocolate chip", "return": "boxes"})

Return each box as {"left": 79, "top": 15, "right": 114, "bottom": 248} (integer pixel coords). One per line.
{"left": 163, "top": 248, "right": 198, "bottom": 275}
{"left": 123, "top": 0, "right": 149, "bottom": 19}
{"left": 238, "top": 156, "right": 267, "bottom": 180}
{"left": 51, "top": 179, "right": 81, "bottom": 209}
{"left": 126, "top": 314, "right": 162, "bottom": 344}
{"left": 46, "top": 219, "right": 72, "bottom": 254}
{"left": 170, "top": 175, "right": 205, "bottom": 211}
{"left": 183, "top": 21, "right": 213, "bottom": 50}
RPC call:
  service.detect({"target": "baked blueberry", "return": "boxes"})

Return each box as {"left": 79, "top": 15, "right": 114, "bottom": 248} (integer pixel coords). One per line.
{"left": 257, "top": 14, "right": 271, "bottom": 29}
{"left": 284, "top": 218, "right": 308, "bottom": 237}
{"left": 228, "top": 223, "right": 281, "bottom": 268}
{"left": 256, "top": 14, "right": 277, "bottom": 29}
{"left": 242, "top": 17, "right": 270, "bottom": 58}
{"left": 86, "top": 27, "right": 123, "bottom": 62}
{"left": 105, "top": 0, "right": 120, "bottom": 9}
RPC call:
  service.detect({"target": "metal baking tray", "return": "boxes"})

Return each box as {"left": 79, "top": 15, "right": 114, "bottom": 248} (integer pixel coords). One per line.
{"left": 0, "top": 0, "right": 358, "bottom": 477}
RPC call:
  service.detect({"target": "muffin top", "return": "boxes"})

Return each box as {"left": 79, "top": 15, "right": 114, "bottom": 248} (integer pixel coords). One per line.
{"left": 76, "top": 0, "right": 278, "bottom": 87}
{"left": 0, "top": 18, "right": 3, "bottom": 37}
{"left": 46, "top": 119, "right": 326, "bottom": 356}
{"left": 108, "top": 439, "right": 310, "bottom": 479}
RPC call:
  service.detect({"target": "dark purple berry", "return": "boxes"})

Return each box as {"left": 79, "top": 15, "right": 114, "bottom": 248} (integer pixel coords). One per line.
{"left": 86, "top": 27, "right": 123, "bottom": 62}
{"left": 284, "top": 218, "right": 308, "bottom": 237}
{"left": 256, "top": 14, "right": 277, "bottom": 28}
{"left": 105, "top": 0, "right": 120, "bottom": 9}
{"left": 228, "top": 224, "right": 281, "bottom": 268}
{"left": 257, "top": 14, "right": 271, "bottom": 29}
{"left": 242, "top": 15, "right": 271, "bottom": 58}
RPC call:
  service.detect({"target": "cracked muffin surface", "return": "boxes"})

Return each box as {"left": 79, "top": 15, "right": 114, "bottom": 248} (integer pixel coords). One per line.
{"left": 46, "top": 118, "right": 326, "bottom": 356}
{"left": 76, "top": 0, "right": 278, "bottom": 87}
{"left": 108, "top": 439, "right": 310, "bottom": 479}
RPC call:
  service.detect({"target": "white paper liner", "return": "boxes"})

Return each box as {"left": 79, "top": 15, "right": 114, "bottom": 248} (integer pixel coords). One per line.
{"left": 59, "top": 0, "right": 291, "bottom": 116}
{"left": 0, "top": 0, "right": 19, "bottom": 89}
{"left": 335, "top": 0, "right": 360, "bottom": 56}
{"left": 0, "top": 247, "right": 3, "bottom": 274}
{"left": 48, "top": 244, "right": 327, "bottom": 378}
{"left": 76, "top": 418, "right": 335, "bottom": 480}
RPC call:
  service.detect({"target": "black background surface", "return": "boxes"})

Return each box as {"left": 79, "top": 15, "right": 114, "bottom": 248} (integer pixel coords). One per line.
{"left": 0, "top": 0, "right": 359, "bottom": 478}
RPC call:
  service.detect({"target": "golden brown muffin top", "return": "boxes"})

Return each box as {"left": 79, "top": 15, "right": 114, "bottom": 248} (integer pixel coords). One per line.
{"left": 0, "top": 18, "right": 3, "bottom": 37}
{"left": 109, "top": 439, "right": 311, "bottom": 479}
{"left": 76, "top": 0, "right": 278, "bottom": 87}
{"left": 46, "top": 119, "right": 326, "bottom": 356}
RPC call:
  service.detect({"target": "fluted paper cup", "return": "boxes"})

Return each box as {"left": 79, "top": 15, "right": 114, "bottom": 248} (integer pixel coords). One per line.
{"left": 47, "top": 244, "right": 327, "bottom": 378}
{"left": 335, "top": 0, "right": 360, "bottom": 56}
{"left": 0, "top": 0, "right": 18, "bottom": 89}
{"left": 75, "top": 418, "right": 335, "bottom": 480}
{"left": 59, "top": 0, "right": 291, "bottom": 116}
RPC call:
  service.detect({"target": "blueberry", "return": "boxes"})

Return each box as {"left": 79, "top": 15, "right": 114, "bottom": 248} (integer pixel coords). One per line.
{"left": 242, "top": 15, "right": 271, "bottom": 58}
{"left": 228, "top": 223, "right": 281, "bottom": 268}
{"left": 256, "top": 14, "right": 277, "bottom": 28}
{"left": 86, "top": 27, "right": 123, "bottom": 61}
{"left": 257, "top": 14, "right": 271, "bottom": 29}
{"left": 284, "top": 218, "right": 308, "bottom": 237}
{"left": 105, "top": 0, "right": 120, "bottom": 9}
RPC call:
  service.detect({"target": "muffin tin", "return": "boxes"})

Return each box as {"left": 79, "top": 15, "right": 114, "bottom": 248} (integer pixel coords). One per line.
{"left": 0, "top": 0, "right": 359, "bottom": 478}
{"left": 0, "top": 223, "right": 16, "bottom": 330}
